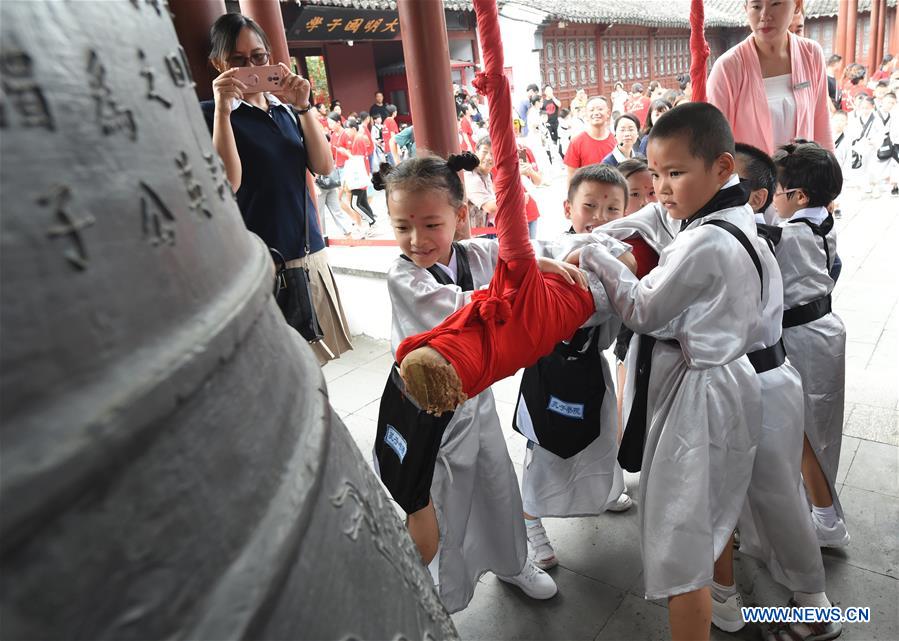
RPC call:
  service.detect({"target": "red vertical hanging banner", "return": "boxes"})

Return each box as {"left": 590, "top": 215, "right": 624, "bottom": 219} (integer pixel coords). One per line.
{"left": 689, "top": 0, "right": 709, "bottom": 103}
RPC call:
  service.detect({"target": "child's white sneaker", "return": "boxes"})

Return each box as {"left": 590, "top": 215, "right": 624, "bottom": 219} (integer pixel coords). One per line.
{"left": 812, "top": 512, "right": 851, "bottom": 548}
{"left": 526, "top": 519, "right": 558, "bottom": 570}
{"left": 711, "top": 591, "right": 745, "bottom": 632}
{"left": 497, "top": 558, "right": 558, "bottom": 600}
{"left": 606, "top": 491, "right": 633, "bottom": 512}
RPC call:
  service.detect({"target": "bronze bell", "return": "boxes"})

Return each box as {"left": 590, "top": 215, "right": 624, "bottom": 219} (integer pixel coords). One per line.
{"left": 0, "top": 2, "right": 456, "bottom": 638}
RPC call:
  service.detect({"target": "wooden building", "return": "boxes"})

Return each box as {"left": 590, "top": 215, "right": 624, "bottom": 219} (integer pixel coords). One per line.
{"left": 273, "top": 0, "right": 898, "bottom": 120}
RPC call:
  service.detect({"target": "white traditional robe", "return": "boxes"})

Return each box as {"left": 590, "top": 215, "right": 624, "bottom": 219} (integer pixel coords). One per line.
{"left": 738, "top": 217, "right": 827, "bottom": 593}
{"left": 579, "top": 203, "right": 763, "bottom": 600}
{"left": 518, "top": 233, "right": 629, "bottom": 517}
{"left": 385, "top": 235, "right": 617, "bottom": 612}
{"left": 777, "top": 206, "right": 846, "bottom": 519}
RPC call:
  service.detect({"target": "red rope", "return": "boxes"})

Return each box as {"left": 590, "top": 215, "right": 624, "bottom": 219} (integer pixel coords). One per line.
{"left": 690, "top": 0, "right": 709, "bottom": 103}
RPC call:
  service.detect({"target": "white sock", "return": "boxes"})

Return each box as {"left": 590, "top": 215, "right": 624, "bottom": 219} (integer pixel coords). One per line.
{"left": 427, "top": 545, "right": 440, "bottom": 586}
{"left": 793, "top": 591, "right": 830, "bottom": 608}
{"left": 525, "top": 517, "right": 541, "bottom": 528}
{"left": 813, "top": 504, "right": 838, "bottom": 528}
{"left": 712, "top": 580, "right": 737, "bottom": 603}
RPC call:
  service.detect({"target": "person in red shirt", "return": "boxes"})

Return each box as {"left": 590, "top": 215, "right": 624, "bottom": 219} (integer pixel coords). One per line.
{"left": 344, "top": 120, "right": 376, "bottom": 224}
{"left": 871, "top": 54, "right": 894, "bottom": 83}
{"left": 459, "top": 104, "right": 477, "bottom": 152}
{"left": 624, "top": 83, "right": 651, "bottom": 125}
{"left": 841, "top": 63, "right": 871, "bottom": 112}
{"left": 564, "top": 96, "right": 617, "bottom": 183}
{"left": 489, "top": 143, "right": 543, "bottom": 238}
{"left": 325, "top": 114, "right": 364, "bottom": 228}
{"left": 383, "top": 104, "right": 400, "bottom": 165}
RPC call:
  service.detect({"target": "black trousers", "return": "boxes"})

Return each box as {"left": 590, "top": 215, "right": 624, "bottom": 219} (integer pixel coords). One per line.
{"left": 351, "top": 189, "right": 375, "bottom": 224}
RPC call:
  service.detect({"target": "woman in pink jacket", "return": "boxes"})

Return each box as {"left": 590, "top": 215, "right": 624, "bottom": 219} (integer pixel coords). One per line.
{"left": 708, "top": 0, "right": 833, "bottom": 154}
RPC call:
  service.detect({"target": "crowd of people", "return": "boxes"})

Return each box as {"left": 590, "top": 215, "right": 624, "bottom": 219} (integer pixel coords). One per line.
{"left": 204, "top": 1, "right": 895, "bottom": 640}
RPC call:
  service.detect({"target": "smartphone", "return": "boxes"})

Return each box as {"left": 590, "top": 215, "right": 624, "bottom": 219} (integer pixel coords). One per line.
{"left": 232, "top": 65, "right": 285, "bottom": 94}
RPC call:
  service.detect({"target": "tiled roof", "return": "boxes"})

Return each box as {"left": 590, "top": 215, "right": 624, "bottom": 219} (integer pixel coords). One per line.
{"left": 286, "top": 0, "right": 474, "bottom": 10}
{"left": 502, "top": 0, "right": 745, "bottom": 28}
{"left": 708, "top": 0, "right": 896, "bottom": 19}
{"left": 284, "top": 0, "right": 896, "bottom": 24}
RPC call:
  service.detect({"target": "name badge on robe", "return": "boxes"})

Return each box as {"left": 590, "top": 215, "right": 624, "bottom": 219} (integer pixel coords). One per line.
{"left": 793, "top": 80, "right": 811, "bottom": 90}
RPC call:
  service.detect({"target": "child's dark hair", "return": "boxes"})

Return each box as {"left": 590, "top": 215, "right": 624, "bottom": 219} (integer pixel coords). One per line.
{"left": 772, "top": 142, "right": 843, "bottom": 208}
{"left": 209, "top": 14, "right": 272, "bottom": 66}
{"left": 642, "top": 99, "right": 673, "bottom": 135}
{"left": 560, "top": 108, "right": 570, "bottom": 118}
{"left": 567, "top": 164, "right": 628, "bottom": 206}
{"left": 648, "top": 102, "right": 734, "bottom": 166}
{"left": 372, "top": 153, "right": 480, "bottom": 209}
{"left": 617, "top": 157, "right": 649, "bottom": 180}
{"left": 386, "top": 104, "right": 397, "bottom": 116}
{"left": 734, "top": 143, "right": 777, "bottom": 213}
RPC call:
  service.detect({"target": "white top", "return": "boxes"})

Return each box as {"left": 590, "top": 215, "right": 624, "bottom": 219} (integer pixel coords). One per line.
{"left": 763, "top": 74, "right": 796, "bottom": 149}
{"left": 435, "top": 247, "right": 458, "bottom": 282}
{"left": 784, "top": 206, "right": 829, "bottom": 225}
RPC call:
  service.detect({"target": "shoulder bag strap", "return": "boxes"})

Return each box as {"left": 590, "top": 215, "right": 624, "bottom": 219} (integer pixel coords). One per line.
{"left": 702, "top": 219, "right": 763, "bottom": 300}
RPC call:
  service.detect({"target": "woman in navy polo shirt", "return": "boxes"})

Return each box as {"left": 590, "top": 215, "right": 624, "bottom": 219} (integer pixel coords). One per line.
{"left": 202, "top": 13, "right": 352, "bottom": 364}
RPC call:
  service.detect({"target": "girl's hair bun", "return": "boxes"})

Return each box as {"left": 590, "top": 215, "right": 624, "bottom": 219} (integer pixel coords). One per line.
{"left": 447, "top": 152, "right": 480, "bottom": 173}
{"left": 371, "top": 162, "right": 394, "bottom": 191}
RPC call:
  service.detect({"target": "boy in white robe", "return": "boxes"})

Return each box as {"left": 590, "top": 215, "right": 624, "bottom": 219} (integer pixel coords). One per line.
{"left": 566, "top": 103, "right": 763, "bottom": 641}
{"left": 710, "top": 144, "right": 839, "bottom": 641}
{"left": 519, "top": 165, "right": 636, "bottom": 571}
{"left": 771, "top": 142, "right": 849, "bottom": 549}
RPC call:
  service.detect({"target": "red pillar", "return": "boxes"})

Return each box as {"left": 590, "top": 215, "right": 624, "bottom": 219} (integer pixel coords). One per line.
{"left": 867, "top": 0, "right": 881, "bottom": 73}
{"left": 169, "top": 0, "right": 227, "bottom": 101}
{"left": 238, "top": 0, "right": 291, "bottom": 67}
{"left": 835, "top": 0, "right": 848, "bottom": 61}
{"left": 892, "top": 6, "right": 899, "bottom": 56}
{"left": 874, "top": 0, "right": 886, "bottom": 67}
{"left": 846, "top": 0, "right": 858, "bottom": 63}
{"left": 396, "top": 0, "right": 459, "bottom": 159}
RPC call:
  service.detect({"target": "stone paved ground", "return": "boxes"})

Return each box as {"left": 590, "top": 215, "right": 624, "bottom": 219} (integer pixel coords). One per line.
{"left": 322, "top": 184, "right": 898, "bottom": 641}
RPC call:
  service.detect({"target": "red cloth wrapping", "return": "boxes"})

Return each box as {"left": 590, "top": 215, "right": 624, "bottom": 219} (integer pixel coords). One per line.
{"left": 690, "top": 0, "right": 709, "bottom": 103}
{"left": 395, "top": 0, "right": 594, "bottom": 399}
{"left": 623, "top": 234, "right": 660, "bottom": 279}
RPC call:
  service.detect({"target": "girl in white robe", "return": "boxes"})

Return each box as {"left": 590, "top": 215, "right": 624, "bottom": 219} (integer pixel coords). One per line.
{"left": 376, "top": 153, "right": 611, "bottom": 613}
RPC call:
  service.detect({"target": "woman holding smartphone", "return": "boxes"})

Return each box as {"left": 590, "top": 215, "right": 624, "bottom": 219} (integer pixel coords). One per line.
{"left": 201, "top": 13, "right": 352, "bottom": 364}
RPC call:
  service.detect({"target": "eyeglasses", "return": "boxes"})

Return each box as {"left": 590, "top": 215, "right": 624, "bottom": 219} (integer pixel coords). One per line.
{"left": 774, "top": 188, "right": 801, "bottom": 198}
{"left": 228, "top": 52, "right": 271, "bottom": 67}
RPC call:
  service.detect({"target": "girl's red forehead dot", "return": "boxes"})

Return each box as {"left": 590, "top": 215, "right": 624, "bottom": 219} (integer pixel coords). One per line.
{"left": 410, "top": 215, "right": 415, "bottom": 219}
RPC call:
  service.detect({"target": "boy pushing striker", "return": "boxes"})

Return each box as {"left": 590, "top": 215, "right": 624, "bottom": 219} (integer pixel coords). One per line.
{"left": 568, "top": 103, "right": 763, "bottom": 641}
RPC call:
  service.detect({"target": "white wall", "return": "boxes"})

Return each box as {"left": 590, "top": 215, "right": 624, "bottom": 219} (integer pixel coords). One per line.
{"left": 332, "top": 272, "right": 392, "bottom": 341}
{"left": 497, "top": 4, "right": 548, "bottom": 97}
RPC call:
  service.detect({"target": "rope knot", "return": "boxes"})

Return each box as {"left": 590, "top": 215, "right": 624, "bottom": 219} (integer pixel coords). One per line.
{"left": 472, "top": 289, "right": 511, "bottom": 324}
{"left": 472, "top": 71, "right": 504, "bottom": 96}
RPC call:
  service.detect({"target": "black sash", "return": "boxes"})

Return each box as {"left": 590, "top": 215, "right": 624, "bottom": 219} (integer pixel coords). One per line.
{"left": 783, "top": 294, "right": 832, "bottom": 328}
{"left": 788, "top": 214, "right": 834, "bottom": 272}
{"left": 756, "top": 223, "right": 783, "bottom": 254}
{"left": 747, "top": 337, "right": 786, "bottom": 373}
{"left": 377, "top": 242, "right": 474, "bottom": 513}
{"left": 702, "top": 219, "right": 763, "bottom": 300}
{"left": 617, "top": 334, "right": 661, "bottom": 472}
{"left": 679, "top": 180, "right": 752, "bottom": 231}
